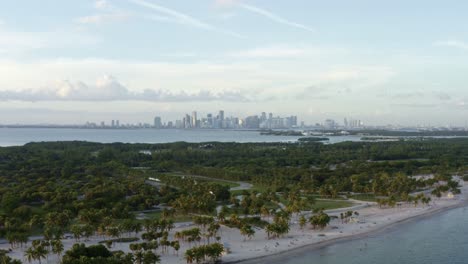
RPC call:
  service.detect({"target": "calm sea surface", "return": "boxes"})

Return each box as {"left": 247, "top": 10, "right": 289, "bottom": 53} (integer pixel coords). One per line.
{"left": 251, "top": 205, "right": 468, "bottom": 264}
{"left": 0, "top": 128, "right": 363, "bottom": 146}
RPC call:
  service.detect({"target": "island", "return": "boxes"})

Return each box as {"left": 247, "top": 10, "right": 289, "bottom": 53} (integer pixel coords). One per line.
{"left": 0, "top": 139, "right": 467, "bottom": 263}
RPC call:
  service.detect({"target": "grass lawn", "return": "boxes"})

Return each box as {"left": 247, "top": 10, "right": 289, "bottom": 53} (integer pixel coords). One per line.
{"left": 229, "top": 184, "right": 268, "bottom": 195}
{"left": 312, "top": 200, "right": 354, "bottom": 210}
{"left": 349, "top": 194, "right": 377, "bottom": 202}
{"left": 163, "top": 173, "right": 241, "bottom": 188}
{"left": 141, "top": 211, "right": 217, "bottom": 222}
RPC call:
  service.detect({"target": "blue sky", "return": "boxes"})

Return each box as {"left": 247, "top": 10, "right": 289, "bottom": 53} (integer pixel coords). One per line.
{"left": 0, "top": 0, "right": 467, "bottom": 126}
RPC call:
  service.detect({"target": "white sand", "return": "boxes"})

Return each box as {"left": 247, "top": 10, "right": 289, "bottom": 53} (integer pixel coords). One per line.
{"left": 3, "top": 183, "right": 467, "bottom": 264}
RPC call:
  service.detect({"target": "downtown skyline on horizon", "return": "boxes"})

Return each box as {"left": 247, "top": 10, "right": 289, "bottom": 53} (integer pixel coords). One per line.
{"left": 1, "top": 0, "right": 468, "bottom": 126}
{"left": 2, "top": 108, "right": 467, "bottom": 130}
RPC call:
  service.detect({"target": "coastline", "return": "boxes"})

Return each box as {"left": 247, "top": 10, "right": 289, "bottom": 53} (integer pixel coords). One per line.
{"left": 231, "top": 202, "right": 468, "bottom": 264}
{"left": 227, "top": 192, "right": 468, "bottom": 264}
{"left": 2, "top": 185, "right": 466, "bottom": 264}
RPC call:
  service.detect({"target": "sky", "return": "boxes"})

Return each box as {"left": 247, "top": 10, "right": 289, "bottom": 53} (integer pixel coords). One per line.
{"left": 0, "top": 0, "right": 468, "bottom": 126}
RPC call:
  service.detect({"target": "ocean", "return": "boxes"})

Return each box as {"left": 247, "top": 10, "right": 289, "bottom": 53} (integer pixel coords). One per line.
{"left": 250, "top": 205, "right": 468, "bottom": 264}
{"left": 0, "top": 127, "right": 363, "bottom": 146}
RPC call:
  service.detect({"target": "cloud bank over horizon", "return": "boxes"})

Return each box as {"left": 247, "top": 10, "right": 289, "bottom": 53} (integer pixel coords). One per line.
{"left": 0, "top": 75, "right": 249, "bottom": 102}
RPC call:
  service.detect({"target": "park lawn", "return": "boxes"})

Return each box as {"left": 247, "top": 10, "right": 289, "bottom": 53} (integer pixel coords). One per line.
{"left": 163, "top": 172, "right": 240, "bottom": 188}
{"left": 311, "top": 200, "right": 354, "bottom": 211}
{"left": 229, "top": 184, "right": 268, "bottom": 196}
{"left": 142, "top": 211, "right": 218, "bottom": 222}
{"left": 198, "top": 178, "right": 239, "bottom": 188}
{"left": 349, "top": 193, "right": 377, "bottom": 202}
{"left": 142, "top": 211, "right": 193, "bottom": 222}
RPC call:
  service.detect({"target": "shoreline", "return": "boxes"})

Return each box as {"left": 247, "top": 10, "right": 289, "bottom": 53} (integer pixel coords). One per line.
{"left": 3, "top": 187, "right": 466, "bottom": 264}
{"left": 228, "top": 197, "right": 468, "bottom": 264}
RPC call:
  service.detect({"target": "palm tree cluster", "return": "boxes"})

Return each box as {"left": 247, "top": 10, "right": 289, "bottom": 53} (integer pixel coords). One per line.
{"left": 24, "top": 240, "right": 49, "bottom": 264}
{"left": 174, "top": 228, "right": 202, "bottom": 245}
{"left": 265, "top": 211, "right": 291, "bottom": 239}
{"left": 129, "top": 243, "right": 161, "bottom": 264}
{"left": 339, "top": 211, "right": 359, "bottom": 224}
{"left": 0, "top": 251, "right": 21, "bottom": 264}
{"left": 61, "top": 243, "right": 135, "bottom": 264}
{"left": 184, "top": 243, "right": 224, "bottom": 264}
{"left": 309, "top": 211, "right": 331, "bottom": 230}
{"left": 377, "top": 193, "right": 432, "bottom": 208}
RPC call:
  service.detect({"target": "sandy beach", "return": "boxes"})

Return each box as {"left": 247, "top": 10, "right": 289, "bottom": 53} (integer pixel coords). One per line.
{"left": 2, "top": 182, "right": 467, "bottom": 264}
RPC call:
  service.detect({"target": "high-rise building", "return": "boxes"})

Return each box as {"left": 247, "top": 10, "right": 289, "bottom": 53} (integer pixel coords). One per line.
{"left": 116, "top": 120, "right": 120, "bottom": 127}
{"left": 244, "top": 115, "right": 260, "bottom": 129}
{"left": 154, "top": 116, "right": 162, "bottom": 128}
{"left": 268, "top": 113, "right": 273, "bottom": 120}
{"left": 207, "top": 113, "right": 213, "bottom": 128}
{"left": 219, "top": 110, "right": 224, "bottom": 121}
{"left": 192, "top": 111, "right": 197, "bottom": 128}
{"left": 111, "top": 120, "right": 115, "bottom": 127}
{"left": 185, "top": 114, "right": 191, "bottom": 128}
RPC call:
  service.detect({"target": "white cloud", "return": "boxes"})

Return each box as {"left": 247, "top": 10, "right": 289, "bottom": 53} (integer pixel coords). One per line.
{"left": 94, "top": 0, "right": 110, "bottom": 10}
{"left": 433, "top": 40, "right": 468, "bottom": 50}
{"left": 129, "top": 0, "right": 244, "bottom": 38}
{"left": 0, "top": 57, "right": 396, "bottom": 106}
{"left": 0, "top": 75, "right": 249, "bottom": 102}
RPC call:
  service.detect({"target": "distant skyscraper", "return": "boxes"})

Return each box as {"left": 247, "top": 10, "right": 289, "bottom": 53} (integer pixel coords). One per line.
{"left": 207, "top": 113, "right": 213, "bottom": 127}
{"left": 219, "top": 110, "right": 224, "bottom": 121}
{"left": 185, "top": 114, "right": 191, "bottom": 128}
{"left": 244, "top": 115, "right": 260, "bottom": 129}
{"left": 192, "top": 111, "right": 197, "bottom": 128}
{"left": 116, "top": 120, "right": 120, "bottom": 127}
{"left": 154, "top": 116, "right": 162, "bottom": 128}
{"left": 268, "top": 113, "right": 273, "bottom": 120}
{"left": 261, "top": 112, "right": 267, "bottom": 122}
{"left": 111, "top": 120, "right": 115, "bottom": 127}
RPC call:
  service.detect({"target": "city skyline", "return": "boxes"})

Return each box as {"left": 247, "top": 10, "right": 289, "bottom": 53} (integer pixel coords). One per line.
{"left": 85, "top": 110, "right": 301, "bottom": 129}
{"left": 1, "top": 0, "right": 468, "bottom": 126}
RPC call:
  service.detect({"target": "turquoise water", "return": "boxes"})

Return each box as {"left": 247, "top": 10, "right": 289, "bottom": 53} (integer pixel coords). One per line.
{"left": 0, "top": 128, "right": 363, "bottom": 146}
{"left": 250, "top": 206, "right": 468, "bottom": 264}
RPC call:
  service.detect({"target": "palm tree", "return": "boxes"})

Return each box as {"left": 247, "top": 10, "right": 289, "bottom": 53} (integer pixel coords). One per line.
{"left": 143, "top": 251, "right": 160, "bottom": 264}
{"left": 240, "top": 225, "right": 254, "bottom": 241}
{"left": 70, "top": 224, "right": 83, "bottom": 241}
{"left": 134, "top": 251, "right": 144, "bottom": 264}
{"left": 134, "top": 222, "right": 143, "bottom": 236}
{"left": 51, "top": 239, "right": 64, "bottom": 259}
{"left": 260, "top": 206, "right": 270, "bottom": 221}
{"left": 184, "top": 249, "right": 195, "bottom": 264}
{"left": 24, "top": 247, "right": 34, "bottom": 263}
{"left": 299, "top": 215, "right": 307, "bottom": 230}
{"left": 34, "top": 245, "right": 48, "bottom": 264}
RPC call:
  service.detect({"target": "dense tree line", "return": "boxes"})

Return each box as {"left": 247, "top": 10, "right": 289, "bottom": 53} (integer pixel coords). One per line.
{"left": 0, "top": 139, "right": 466, "bottom": 262}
